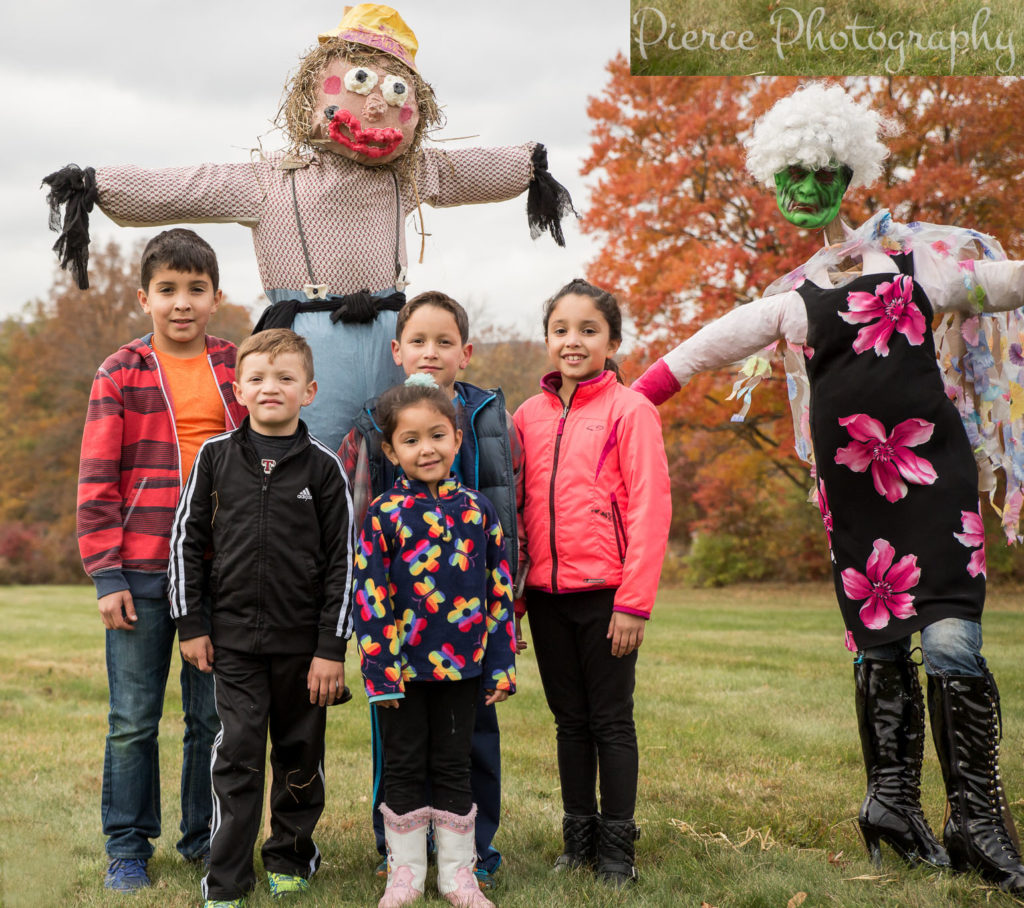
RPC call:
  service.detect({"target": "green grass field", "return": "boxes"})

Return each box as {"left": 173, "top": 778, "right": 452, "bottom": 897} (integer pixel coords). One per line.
{"left": 630, "top": 0, "right": 1024, "bottom": 76}
{"left": 3, "top": 584, "right": 1024, "bottom": 906}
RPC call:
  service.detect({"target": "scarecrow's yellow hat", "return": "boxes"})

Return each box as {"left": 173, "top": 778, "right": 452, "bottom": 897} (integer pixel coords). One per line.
{"left": 318, "top": 5, "right": 419, "bottom": 72}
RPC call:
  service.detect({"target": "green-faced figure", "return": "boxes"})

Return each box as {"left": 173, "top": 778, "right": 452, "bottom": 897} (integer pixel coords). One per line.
{"left": 774, "top": 163, "right": 851, "bottom": 229}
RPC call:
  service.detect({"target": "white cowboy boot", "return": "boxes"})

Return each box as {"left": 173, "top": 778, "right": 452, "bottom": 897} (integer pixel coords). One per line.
{"left": 432, "top": 805, "right": 494, "bottom": 907}
{"left": 378, "top": 804, "right": 431, "bottom": 907}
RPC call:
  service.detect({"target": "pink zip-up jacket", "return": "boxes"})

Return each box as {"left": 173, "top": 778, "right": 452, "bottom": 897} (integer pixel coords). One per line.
{"left": 513, "top": 369, "right": 671, "bottom": 618}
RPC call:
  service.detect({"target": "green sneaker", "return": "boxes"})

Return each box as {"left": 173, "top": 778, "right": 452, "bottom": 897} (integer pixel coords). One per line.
{"left": 267, "top": 871, "right": 311, "bottom": 898}
{"left": 203, "top": 900, "right": 245, "bottom": 908}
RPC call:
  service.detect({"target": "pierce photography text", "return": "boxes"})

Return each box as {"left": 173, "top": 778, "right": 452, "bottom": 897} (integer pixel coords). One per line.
{"left": 632, "top": 5, "right": 1016, "bottom": 74}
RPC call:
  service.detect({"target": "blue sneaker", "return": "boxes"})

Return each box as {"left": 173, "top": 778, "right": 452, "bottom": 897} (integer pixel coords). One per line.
{"left": 104, "top": 858, "right": 150, "bottom": 891}
{"left": 267, "top": 871, "right": 310, "bottom": 898}
{"left": 474, "top": 866, "right": 498, "bottom": 890}
{"left": 475, "top": 854, "right": 501, "bottom": 891}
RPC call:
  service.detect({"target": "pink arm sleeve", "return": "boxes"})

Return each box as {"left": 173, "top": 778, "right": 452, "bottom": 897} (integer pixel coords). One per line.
{"left": 96, "top": 161, "right": 263, "bottom": 227}
{"left": 417, "top": 144, "right": 536, "bottom": 208}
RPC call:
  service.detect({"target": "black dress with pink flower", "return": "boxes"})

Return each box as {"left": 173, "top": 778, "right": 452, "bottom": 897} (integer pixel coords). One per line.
{"left": 800, "top": 251, "right": 985, "bottom": 649}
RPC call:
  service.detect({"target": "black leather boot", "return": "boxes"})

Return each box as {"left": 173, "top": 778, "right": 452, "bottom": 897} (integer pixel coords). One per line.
{"left": 553, "top": 813, "right": 597, "bottom": 871}
{"left": 854, "top": 656, "right": 950, "bottom": 868}
{"left": 928, "top": 665, "right": 1024, "bottom": 893}
{"left": 595, "top": 815, "right": 639, "bottom": 887}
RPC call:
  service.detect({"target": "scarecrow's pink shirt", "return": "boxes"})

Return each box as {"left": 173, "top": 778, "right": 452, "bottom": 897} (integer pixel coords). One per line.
{"left": 95, "top": 144, "right": 537, "bottom": 297}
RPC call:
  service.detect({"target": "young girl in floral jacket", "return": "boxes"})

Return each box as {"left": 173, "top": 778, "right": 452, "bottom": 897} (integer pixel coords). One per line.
{"left": 353, "top": 376, "right": 515, "bottom": 908}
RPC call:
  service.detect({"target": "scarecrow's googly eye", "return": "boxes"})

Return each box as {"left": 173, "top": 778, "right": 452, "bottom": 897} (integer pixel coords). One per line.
{"left": 381, "top": 75, "right": 410, "bottom": 107}
{"left": 344, "top": 67, "right": 378, "bottom": 95}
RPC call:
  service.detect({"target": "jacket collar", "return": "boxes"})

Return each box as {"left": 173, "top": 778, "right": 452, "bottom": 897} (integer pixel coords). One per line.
{"left": 396, "top": 475, "right": 460, "bottom": 499}
{"left": 126, "top": 333, "right": 230, "bottom": 361}
{"left": 540, "top": 369, "right": 617, "bottom": 407}
{"left": 236, "top": 416, "right": 310, "bottom": 456}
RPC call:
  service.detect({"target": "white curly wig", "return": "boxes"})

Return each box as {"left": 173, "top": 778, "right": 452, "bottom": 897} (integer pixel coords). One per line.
{"left": 745, "top": 83, "right": 899, "bottom": 190}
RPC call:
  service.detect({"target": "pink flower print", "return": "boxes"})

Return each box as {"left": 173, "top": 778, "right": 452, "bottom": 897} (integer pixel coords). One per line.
{"left": 413, "top": 576, "right": 445, "bottom": 613}
{"left": 844, "top": 630, "right": 857, "bottom": 653}
{"left": 429, "top": 643, "right": 465, "bottom": 680}
{"left": 423, "top": 509, "right": 454, "bottom": 541}
{"left": 358, "top": 634, "right": 382, "bottom": 658}
{"left": 931, "top": 239, "right": 951, "bottom": 258}
{"left": 490, "top": 563, "right": 513, "bottom": 601}
{"left": 840, "top": 274, "right": 926, "bottom": 356}
{"left": 841, "top": 538, "right": 920, "bottom": 631}
{"left": 449, "top": 538, "right": 476, "bottom": 571}
{"left": 448, "top": 596, "right": 483, "bottom": 633}
{"left": 954, "top": 508, "right": 987, "bottom": 578}
{"left": 397, "top": 609, "right": 428, "bottom": 647}
{"left": 403, "top": 539, "right": 441, "bottom": 575}
{"left": 356, "top": 578, "right": 388, "bottom": 621}
{"left": 490, "top": 666, "right": 516, "bottom": 692}
{"left": 835, "top": 414, "right": 937, "bottom": 503}
{"left": 817, "top": 478, "right": 833, "bottom": 555}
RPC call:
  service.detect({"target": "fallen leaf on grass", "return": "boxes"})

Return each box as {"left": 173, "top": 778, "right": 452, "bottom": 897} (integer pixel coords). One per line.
{"left": 827, "top": 850, "right": 849, "bottom": 868}
{"left": 787, "top": 893, "right": 807, "bottom": 908}
{"left": 700, "top": 902, "right": 719, "bottom": 908}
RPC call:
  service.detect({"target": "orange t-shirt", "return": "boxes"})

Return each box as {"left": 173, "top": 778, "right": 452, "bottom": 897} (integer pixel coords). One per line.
{"left": 156, "top": 350, "right": 228, "bottom": 484}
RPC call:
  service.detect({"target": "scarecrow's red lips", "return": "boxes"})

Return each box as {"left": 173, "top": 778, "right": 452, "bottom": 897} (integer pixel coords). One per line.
{"left": 327, "top": 109, "right": 403, "bottom": 159}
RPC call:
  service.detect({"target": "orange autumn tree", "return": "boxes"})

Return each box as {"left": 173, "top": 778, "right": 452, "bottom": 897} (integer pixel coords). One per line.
{"left": 582, "top": 69, "right": 1024, "bottom": 584}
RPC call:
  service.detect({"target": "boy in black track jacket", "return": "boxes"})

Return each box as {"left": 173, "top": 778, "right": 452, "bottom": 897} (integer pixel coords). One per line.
{"left": 168, "top": 328, "right": 354, "bottom": 908}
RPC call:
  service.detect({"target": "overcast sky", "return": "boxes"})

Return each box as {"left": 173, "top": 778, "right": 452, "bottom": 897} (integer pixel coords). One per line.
{"left": 3, "top": 0, "right": 624, "bottom": 336}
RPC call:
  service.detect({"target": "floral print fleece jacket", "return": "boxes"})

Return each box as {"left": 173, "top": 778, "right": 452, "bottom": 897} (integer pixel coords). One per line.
{"left": 352, "top": 476, "right": 517, "bottom": 703}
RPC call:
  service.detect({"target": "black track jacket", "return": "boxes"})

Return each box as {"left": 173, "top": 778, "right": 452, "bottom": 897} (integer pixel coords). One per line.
{"left": 169, "top": 418, "right": 354, "bottom": 661}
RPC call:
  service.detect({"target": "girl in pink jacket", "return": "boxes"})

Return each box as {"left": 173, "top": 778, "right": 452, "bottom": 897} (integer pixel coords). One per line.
{"left": 513, "top": 279, "right": 671, "bottom": 888}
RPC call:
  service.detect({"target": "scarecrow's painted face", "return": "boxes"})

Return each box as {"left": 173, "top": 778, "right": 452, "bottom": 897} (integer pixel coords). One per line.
{"left": 311, "top": 58, "right": 419, "bottom": 165}
{"left": 774, "top": 164, "right": 850, "bottom": 229}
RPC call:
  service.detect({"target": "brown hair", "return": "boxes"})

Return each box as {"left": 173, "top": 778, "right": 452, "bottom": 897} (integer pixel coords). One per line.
{"left": 140, "top": 228, "right": 220, "bottom": 292}
{"left": 376, "top": 380, "right": 457, "bottom": 446}
{"left": 237, "top": 329, "right": 315, "bottom": 382}
{"left": 542, "top": 279, "right": 624, "bottom": 382}
{"left": 395, "top": 291, "right": 470, "bottom": 344}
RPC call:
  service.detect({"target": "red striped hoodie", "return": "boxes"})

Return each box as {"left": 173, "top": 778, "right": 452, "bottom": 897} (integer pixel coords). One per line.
{"left": 77, "top": 334, "right": 246, "bottom": 599}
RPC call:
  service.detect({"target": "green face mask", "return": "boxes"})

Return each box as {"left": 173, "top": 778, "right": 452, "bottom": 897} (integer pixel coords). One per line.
{"left": 774, "top": 164, "right": 850, "bottom": 229}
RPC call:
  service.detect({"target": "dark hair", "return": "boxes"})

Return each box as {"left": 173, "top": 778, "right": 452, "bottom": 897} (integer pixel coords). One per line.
{"left": 140, "top": 228, "right": 220, "bottom": 292}
{"left": 396, "top": 291, "right": 470, "bottom": 344}
{"left": 237, "top": 328, "right": 315, "bottom": 382}
{"left": 377, "top": 380, "right": 458, "bottom": 446}
{"left": 542, "top": 278, "right": 624, "bottom": 382}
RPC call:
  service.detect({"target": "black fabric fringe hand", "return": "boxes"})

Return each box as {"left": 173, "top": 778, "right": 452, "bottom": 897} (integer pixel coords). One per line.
{"left": 527, "top": 144, "right": 577, "bottom": 248}
{"left": 41, "top": 164, "right": 98, "bottom": 290}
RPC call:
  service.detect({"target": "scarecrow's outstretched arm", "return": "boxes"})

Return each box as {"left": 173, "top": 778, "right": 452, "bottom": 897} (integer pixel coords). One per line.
{"left": 93, "top": 162, "right": 262, "bottom": 229}
{"left": 420, "top": 142, "right": 576, "bottom": 247}
{"left": 41, "top": 161, "right": 263, "bottom": 289}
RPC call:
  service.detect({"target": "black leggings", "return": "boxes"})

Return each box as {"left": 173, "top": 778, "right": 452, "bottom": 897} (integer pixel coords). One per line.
{"left": 377, "top": 677, "right": 479, "bottom": 815}
{"left": 527, "top": 588, "right": 638, "bottom": 820}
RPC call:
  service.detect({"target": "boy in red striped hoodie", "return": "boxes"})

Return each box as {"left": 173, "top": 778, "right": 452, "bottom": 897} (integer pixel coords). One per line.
{"left": 77, "top": 228, "right": 246, "bottom": 892}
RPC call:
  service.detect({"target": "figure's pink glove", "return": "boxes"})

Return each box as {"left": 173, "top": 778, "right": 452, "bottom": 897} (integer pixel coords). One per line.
{"left": 631, "top": 358, "right": 681, "bottom": 406}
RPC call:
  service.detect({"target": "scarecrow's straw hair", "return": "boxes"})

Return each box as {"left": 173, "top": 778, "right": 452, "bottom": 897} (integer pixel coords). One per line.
{"left": 277, "top": 39, "right": 444, "bottom": 176}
